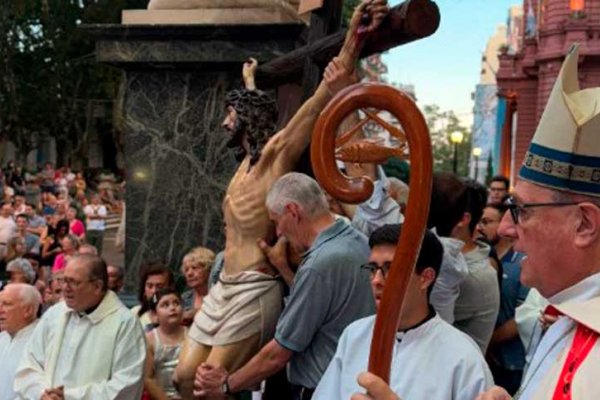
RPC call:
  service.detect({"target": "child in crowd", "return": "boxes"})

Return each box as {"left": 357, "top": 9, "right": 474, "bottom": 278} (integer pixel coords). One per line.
{"left": 132, "top": 263, "right": 175, "bottom": 332}
{"left": 67, "top": 205, "right": 86, "bottom": 240}
{"left": 144, "top": 288, "right": 187, "bottom": 400}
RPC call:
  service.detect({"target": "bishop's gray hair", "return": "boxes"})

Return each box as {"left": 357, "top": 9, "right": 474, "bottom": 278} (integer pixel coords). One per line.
{"left": 552, "top": 190, "right": 600, "bottom": 207}
{"left": 266, "top": 172, "right": 330, "bottom": 219}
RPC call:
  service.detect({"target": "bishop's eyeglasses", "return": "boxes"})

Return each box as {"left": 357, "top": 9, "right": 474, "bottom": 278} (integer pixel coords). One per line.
{"left": 503, "top": 195, "right": 583, "bottom": 225}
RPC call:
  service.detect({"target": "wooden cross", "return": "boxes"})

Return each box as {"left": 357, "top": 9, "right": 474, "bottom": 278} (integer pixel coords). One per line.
{"left": 255, "top": 0, "right": 440, "bottom": 89}
{"left": 300, "top": 0, "right": 344, "bottom": 100}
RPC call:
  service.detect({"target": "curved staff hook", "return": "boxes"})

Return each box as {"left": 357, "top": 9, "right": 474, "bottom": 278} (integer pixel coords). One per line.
{"left": 310, "top": 82, "right": 433, "bottom": 382}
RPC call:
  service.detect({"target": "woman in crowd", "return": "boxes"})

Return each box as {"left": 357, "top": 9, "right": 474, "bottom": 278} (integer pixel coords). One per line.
{"left": 5, "top": 236, "right": 26, "bottom": 264}
{"left": 24, "top": 252, "right": 47, "bottom": 295}
{"left": 54, "top": 168, "right": 69, "bottom": 195}
{"left": 8, "top": 166, "right": 26, "bottom": 195}
{"left": 52, "top": 234, "right": 80, "bottom": 273}
{"left": 143, "top": 288, "right": 186, "bottom": 400}
{"left": 40, "top": 191, "right": 57, "bottom": 215}
{"left": 44, "top": 271, "right": 64, "bottom": 308}
{"left": 180, "top": 246, "right": 215, "bottom": 324}
{"left": 6, "top": 257, "right": 36, "bottom": 284}
{"left": 0, "top": 236, "right": 27, "bottom": 278}
{"left": 74, "top": 172, "right": 87, "bottom": 198}
{"left": 132, "top": 263, "right": 175, "bottom": 332}
{"left": 41, "top": 218, "right": 69, "bottom": 267}
{"left": 67, "top": 205, "right": 85, "bottom": 240}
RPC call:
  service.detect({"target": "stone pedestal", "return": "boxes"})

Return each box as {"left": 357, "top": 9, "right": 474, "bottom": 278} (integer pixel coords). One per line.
{"left": 84, "top": 22, "right": 303, "bottom": 288}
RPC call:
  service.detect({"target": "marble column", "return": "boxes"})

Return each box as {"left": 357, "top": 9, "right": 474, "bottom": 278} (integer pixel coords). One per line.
{"left": 84, "top": 23, "right": 303, "bottom": 288}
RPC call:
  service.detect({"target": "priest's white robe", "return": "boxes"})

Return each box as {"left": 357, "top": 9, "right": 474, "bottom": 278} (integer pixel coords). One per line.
{"left": 312, "top": 314, "right": 493, "bottom": 400}
{"left": 14, "top": 291, "right": 147, "bottom": 400}
{"left": 515, "top": 273, "right": 600, "bottom": 400}
{"left": 0, "top": 322, "right": 37, "bottom": 400}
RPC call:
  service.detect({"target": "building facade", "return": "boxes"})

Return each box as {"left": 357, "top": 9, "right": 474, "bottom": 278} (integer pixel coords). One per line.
{"left": 471, "top": 24, "right": 511, "bottom": 182}
{"left": 496, "top": 0, "right": 600, "bottom": 184}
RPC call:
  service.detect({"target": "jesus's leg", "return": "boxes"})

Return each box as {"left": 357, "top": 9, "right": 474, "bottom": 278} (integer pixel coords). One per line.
{"left": 175, "top": 338, "right": 211, "bottom": 399}
{"left": 203, "top": 333, "right": 262, "bottom": 399}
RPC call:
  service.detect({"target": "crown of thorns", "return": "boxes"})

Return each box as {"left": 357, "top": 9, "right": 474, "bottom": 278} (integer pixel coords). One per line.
{"left": 225, "top": 89, "right": 277, "bottom": 116}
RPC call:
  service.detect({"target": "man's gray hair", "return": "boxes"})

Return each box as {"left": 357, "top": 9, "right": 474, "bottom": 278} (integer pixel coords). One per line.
{"left": 7, "top": 283, "right": 42, "bottom": 311}
{"left": 79, "top": 243, "right": 98, "bottom": 255}
{"left": 388, "top": 177, "right": 409, "bottom": 205}
{"left": 266, "top": 172, "right": 330, "bottom": 219}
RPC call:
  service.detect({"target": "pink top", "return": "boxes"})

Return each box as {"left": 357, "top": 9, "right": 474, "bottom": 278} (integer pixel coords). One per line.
{"left": 52, "top": 253, "right": 66, "bottom": 273}
{"left": 70, "top": 219, "right": 85, "bottom": 237}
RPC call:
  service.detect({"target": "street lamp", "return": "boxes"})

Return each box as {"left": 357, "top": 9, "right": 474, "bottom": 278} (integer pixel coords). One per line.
{"left": 472, "top": 147, "right": 482, "bottom": 181}
{"left": 450, "top": 131, "right": 464, "bottom": 174}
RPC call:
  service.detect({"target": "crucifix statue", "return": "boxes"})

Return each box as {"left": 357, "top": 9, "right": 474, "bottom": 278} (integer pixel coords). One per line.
{"left": 170, "top": 1, "right": 440, "bottom": 398}
{"left": 173, "top": 2, "right": 390, "bottom": 398}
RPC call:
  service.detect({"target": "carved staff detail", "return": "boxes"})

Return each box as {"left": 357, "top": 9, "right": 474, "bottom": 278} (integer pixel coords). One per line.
{"left": 310, "top": 82, "right": 432, "bottom": 382}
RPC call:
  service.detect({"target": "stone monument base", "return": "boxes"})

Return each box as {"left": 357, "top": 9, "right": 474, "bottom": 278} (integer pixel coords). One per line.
{"left": 122, "top": 8, "right": 304, "bottom": 25}
{"left": 82, "top": 20, "right": 304, "bottom": 289}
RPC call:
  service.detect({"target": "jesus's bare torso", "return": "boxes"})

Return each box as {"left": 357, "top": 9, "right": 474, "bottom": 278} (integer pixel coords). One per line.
{"left": 222, "top": 133, "right": 288, "bottom": 276}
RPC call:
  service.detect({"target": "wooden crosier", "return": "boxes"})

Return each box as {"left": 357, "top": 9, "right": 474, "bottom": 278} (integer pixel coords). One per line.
{"left": 310, "top": 82, "right": 433, "bottom": 382}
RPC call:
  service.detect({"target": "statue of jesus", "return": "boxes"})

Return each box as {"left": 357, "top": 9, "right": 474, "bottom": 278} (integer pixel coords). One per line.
{"left": 173, "top": 1, "right": 389, "bottom": 398}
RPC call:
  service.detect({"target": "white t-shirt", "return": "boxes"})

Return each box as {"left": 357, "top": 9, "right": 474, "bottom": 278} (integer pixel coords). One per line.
{"left": 84, "top": 204, "right": 107, "bottom": 231}
{"left": 0, "top": 215, "right": 17, "bottom": 244}
{"left": 430, "top": 235, "right": 468, "bottom": 324}
{"left": 313, "top": 314, "right": 494, "bottom": 400}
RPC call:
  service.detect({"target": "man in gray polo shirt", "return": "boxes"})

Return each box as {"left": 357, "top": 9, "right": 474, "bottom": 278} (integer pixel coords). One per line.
{"left": 194, "top": 172, "right": 374, "bottom": 400}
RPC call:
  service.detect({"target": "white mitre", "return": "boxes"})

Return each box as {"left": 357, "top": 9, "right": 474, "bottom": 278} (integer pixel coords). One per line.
{"left": 519, "top": 43, "right": 600, "bottom": 197}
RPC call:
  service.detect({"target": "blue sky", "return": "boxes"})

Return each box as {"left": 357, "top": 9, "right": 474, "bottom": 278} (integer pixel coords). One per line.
{"left": 383, "top": 0, "right": 521, "bottom": 127}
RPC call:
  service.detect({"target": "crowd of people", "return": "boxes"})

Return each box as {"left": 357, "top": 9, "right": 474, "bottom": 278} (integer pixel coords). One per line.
{"left": 0, "top": 3, "right": 599, "bottom": 399}
{"left": 0, "top": 162, "right": 124, "bottom": 295}
{"left": 0, "top": 164, "right": 569, "bottom": 400}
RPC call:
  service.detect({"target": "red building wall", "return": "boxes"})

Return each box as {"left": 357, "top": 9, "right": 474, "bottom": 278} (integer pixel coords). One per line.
{"left": 496, "top": 0, "right": 600, "bottom": 181}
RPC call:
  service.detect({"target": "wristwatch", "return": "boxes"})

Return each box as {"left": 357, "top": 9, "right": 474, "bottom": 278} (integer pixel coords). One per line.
{"left": 221, "top": 377, "right": 231, "bottom": 395}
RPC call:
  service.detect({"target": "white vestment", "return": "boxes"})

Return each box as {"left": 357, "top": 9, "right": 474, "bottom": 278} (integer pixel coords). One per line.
{"left": 14, "top": 291, "right": 147, "bottom": 400}
{"left": 515, "top": 288, "right": 549, "bottom": 365}
{"left": 312, "top": 314, "right": 494, "bottom": 400}
{"left": 0, "top": 322, "right": 37, "bottom": 400}
{"left": 516, "top": 273, "right": 600, "bottom": 400}
{"left": 351, "top": 167, "right": 403, "bottom": 237}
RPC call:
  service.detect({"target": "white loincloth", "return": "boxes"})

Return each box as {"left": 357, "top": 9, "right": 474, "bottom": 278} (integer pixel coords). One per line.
{"left": 189, "top": 270, "right": 283, "bottom": 347}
